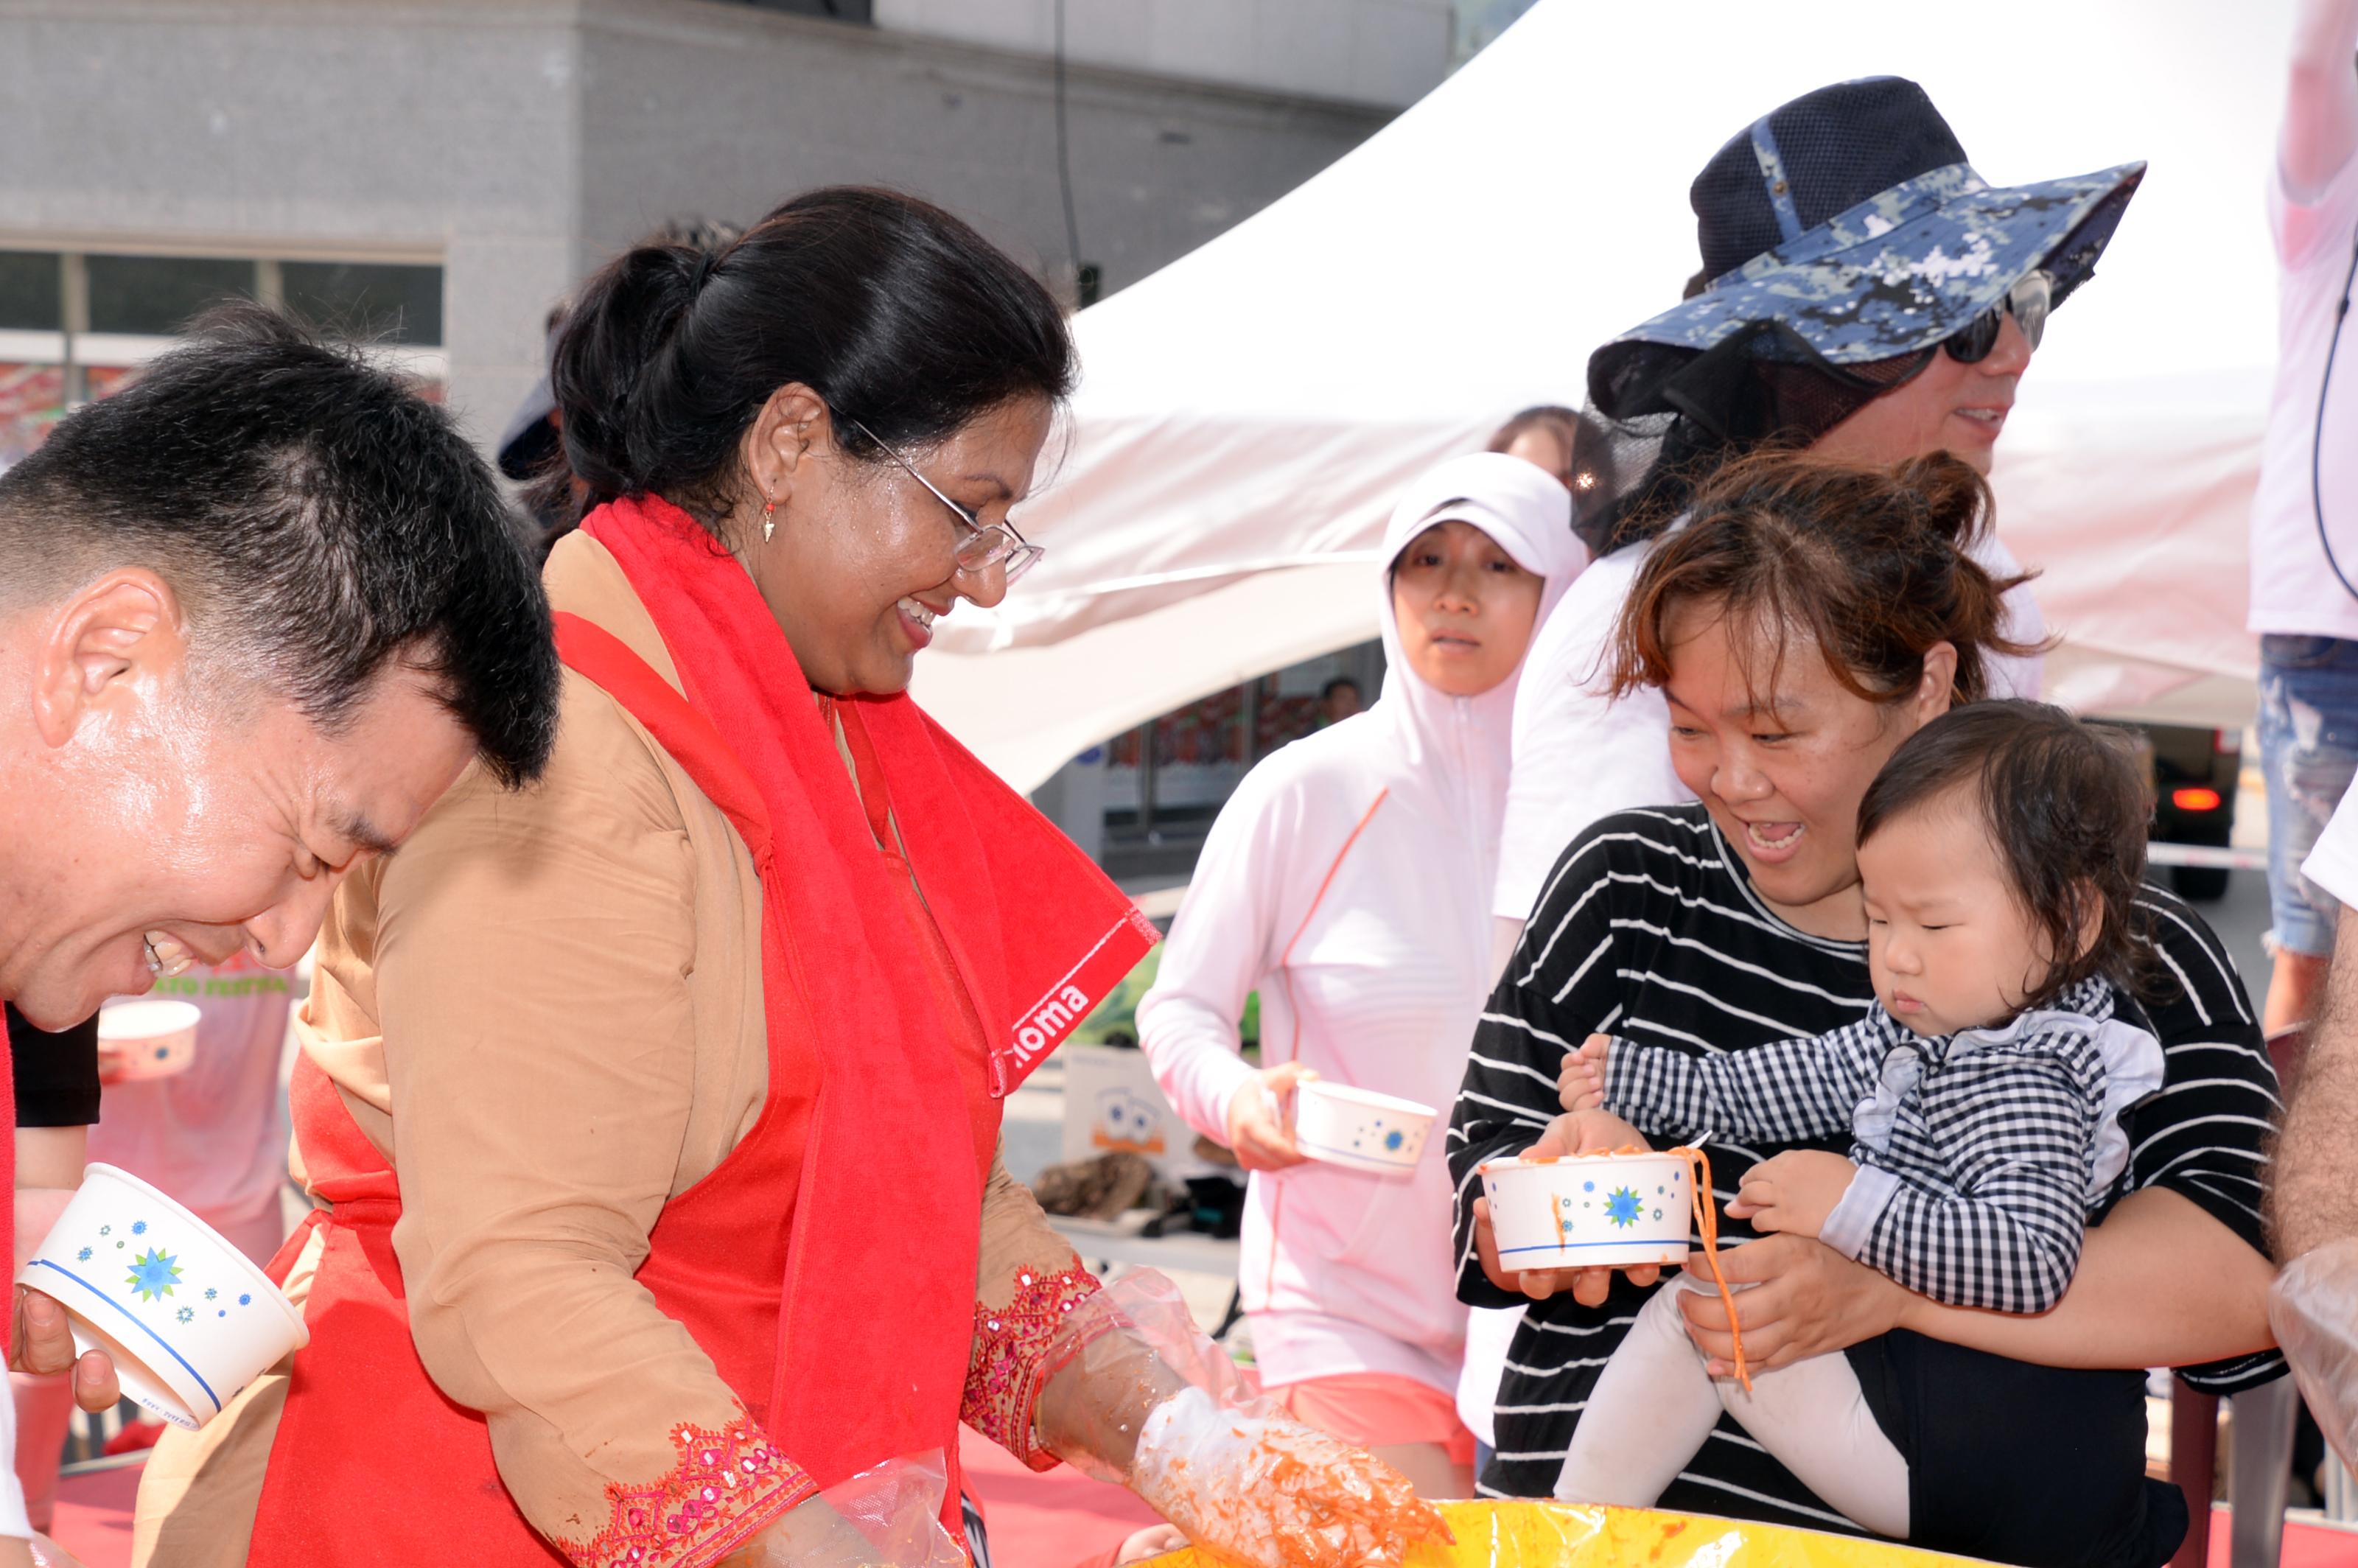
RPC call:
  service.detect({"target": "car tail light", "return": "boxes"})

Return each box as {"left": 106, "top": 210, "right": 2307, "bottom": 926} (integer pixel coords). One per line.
{"left": 2172, "top": 786, "right": 2224, "bottom": 812}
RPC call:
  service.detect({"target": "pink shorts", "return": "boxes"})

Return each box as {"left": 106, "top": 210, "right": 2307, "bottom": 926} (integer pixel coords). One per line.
{"left": 1273, "top": 1372, "right": 1477, "bottom": 1467}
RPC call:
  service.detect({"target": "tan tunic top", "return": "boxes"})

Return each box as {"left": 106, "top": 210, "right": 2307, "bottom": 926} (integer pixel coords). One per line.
{"left": 133, "top": 532, "right": 1092, "bottom": 1567}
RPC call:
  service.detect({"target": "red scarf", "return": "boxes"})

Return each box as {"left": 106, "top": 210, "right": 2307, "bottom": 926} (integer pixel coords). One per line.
{"left": 579, "top": 495, "right": 1157, "bottom": 1490}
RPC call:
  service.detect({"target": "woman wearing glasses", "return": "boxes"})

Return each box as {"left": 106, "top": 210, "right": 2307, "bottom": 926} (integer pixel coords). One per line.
{"left": 137, "top": 188, "right": 1446, "bottom": 1568}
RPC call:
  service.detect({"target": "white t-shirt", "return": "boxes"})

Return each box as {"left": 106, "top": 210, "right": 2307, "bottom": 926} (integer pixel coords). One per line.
{"left": 2249, "top": 152, "right": 2358, "bottom": 642}
{"left": 1491, "top": 542, "right": 1687, "bottom": 922}
{"left": 1454, "top": 1303, "right": 1522, "bottom": 1447}
{"left": 2303, "top": 776, "right": 2358, "bottom": 907}
{"left": 92, "top": 955, "right": 293, "bottom": 1264}
{"left": 1491, "top": 531, "right": 2046, "bottom": 923}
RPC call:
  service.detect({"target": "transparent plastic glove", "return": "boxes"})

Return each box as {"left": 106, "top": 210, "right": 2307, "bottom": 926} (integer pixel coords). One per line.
{"left": 1130, "top": 1386, "right": 1450, "bottom": 1568}
{"left": 27, "top": 1533, "right": 87, "bottom": 1568}
{"left": 1038, "top": 1269, "right": 1249, "bottom": 1481}
{"left": 1115, "top": 1524, "right": 1189, "bottom": 1564}
{"left": 718, "top": 1449, "right": 966, "bottom": 1568}
{"left": 2270, "top": 1238, "right": 2358, "bottom": 1477}
{"left": 1035, "top": 1271, "right": 1449, "bottom": 1568}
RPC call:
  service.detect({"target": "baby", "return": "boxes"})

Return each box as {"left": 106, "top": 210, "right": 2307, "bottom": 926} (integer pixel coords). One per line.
{"left": 1550, "top": 700, "right": 2165, "bottom": 1541}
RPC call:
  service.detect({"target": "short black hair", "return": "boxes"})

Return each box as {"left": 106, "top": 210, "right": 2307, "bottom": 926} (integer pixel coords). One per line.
{"left": 1857, "top": 700, "right": 2149, "bottom": 1007}
{"left": 1320, "top": 676, "right": 1361, "bottom": 701}
{"left": 0, "top": 302, "right": 557, "bottom": 786}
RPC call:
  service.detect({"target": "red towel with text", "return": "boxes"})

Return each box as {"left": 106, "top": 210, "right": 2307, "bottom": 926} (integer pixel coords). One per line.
{"left": 580, "top": 494, "right": 1158, "bottom": 1496}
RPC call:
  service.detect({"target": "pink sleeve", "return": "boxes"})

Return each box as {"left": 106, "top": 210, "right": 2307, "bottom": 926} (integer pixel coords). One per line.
{"left": 2277, "top": 0, "right": 2358, "bottom": 264}
{"left": 1136, "top": 772, "right": 1295, "bottom": 1141}
{"left": 2273, "top": 150, "right": 2358, "bottom": 272}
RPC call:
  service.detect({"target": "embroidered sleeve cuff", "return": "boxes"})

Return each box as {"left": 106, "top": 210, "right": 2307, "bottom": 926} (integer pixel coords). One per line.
{"left": 964, "top": 1263, "right": 1105, "bottom": 1471}
{"left": 1819, "top": 1163, "right": 1900, "bottom": 1260}
{"left": 556, "top": 1414, "right": 815, "bottom": 1568}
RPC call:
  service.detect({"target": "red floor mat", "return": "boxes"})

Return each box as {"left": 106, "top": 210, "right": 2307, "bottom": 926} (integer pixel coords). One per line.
{"left": 50, "top": 1457, "right": 2358, "bottom": 1568}
{"left": 45, "top": 1432, "right": 1161, "bottom": 1568}
{"left": 959, "top": 1426, "right": 1165, "bottom": 1568}
{"left": 52, "top": 1460, "right": 139, "bottom": 1567}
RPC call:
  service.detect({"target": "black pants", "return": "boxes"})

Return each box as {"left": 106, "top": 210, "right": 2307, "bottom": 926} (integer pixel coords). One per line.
{"left": 962, "top": 1490, "right": 993, "bottom": 1568}
{"left": 1850, "top": 1331, "right": 2186, "bottom": 1568}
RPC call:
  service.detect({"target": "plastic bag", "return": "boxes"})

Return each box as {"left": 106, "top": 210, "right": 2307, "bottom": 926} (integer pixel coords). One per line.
{"left": 791, "top": 1449, "right": 968, "bottom": 1568}
{"left": 1049, "top": 1267, "right": 1257, "bottom": 1487}
{"left": 1130, "top": 1385, "right": 1449, "bottom": 1568}
{"left": 2270, "top": 1238, "right": 2358, "bottom": 1480}
{"left": 1047, "top": 1270, "right": 1446, "bottom": 1568}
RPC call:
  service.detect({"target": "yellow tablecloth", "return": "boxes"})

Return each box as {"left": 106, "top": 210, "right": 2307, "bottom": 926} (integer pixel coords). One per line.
{"left": 1150, "top": 1499, "right": 1985, "bottom": 1568}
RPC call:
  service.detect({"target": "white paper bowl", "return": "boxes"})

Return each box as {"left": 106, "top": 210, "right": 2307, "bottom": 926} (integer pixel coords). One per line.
{"left": 1292, "top": 1082, "right": 1435, "bottom": 1177}
{"left": 17, "top": 1163, "right": 307, "bottom": 1429}
{"left": 1480, "top": 1152, "right": 1694, "bottom": 1270}
{"left": 97, "top": 1000, "right": 200, "bottom": 1082}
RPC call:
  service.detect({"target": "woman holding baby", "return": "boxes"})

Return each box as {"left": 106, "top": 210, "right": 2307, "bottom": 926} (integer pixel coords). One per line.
{"left": 1452, "top": 71, "right": 2283, "bottom": 1567}
{"left": 1449, "top": 449, "right": 2282, "bottom": 1566}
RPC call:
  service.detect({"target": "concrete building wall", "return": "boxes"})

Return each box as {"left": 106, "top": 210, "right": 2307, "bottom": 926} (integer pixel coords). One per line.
{"left": 875, "top": 0, "right": 1454, "bottom": 110}
{"left": 0, "top": 0, "right": 1389, "bottom": 449}
{"left": 574, "top": 3, "right": 1390, "bottom": 298}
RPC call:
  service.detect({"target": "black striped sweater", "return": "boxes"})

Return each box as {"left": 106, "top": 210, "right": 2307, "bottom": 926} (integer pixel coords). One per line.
{"left": 1449, "top": 803, "right": 2284, "bottom": 1519}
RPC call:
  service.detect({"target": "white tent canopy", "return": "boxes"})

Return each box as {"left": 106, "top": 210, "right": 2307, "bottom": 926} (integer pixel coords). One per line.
{"left": 912, "top": 0, "right": 2292, "bottom": 792}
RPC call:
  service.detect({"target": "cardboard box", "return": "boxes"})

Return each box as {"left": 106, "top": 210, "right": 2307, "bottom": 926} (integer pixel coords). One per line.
{"left": 1059, "top": 1043, "right": 1214, "bottom": 1185}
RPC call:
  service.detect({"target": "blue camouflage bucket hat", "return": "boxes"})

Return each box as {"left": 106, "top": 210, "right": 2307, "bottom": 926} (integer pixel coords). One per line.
{"left": 1588, "top": 76, "right": 2144, "bottom": 419}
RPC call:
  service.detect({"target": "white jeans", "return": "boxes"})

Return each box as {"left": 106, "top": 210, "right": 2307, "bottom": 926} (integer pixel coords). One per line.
{"left": 1553, "top": 1275, "right": 1909, "bottom": 1539}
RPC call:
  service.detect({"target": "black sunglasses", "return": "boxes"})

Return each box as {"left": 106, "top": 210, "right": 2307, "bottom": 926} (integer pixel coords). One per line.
{"left": 1944, "top": 270, "right": 2053, "bottom": 364}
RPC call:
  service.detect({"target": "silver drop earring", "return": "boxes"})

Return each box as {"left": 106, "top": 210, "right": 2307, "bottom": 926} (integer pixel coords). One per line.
{"left": 762, "top": 492, "right": 777, "bottom": 543}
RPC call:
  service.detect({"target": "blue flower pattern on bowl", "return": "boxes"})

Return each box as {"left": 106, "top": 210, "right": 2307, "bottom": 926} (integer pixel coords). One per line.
{"left": 65, "top": 1219, "right": 257, "bottom": 1316}
{"left": 1527, "top": 1163, "right": 1691, "bottom": 1256}
{"left": 127, "top": 1249, "right": 182, "bottom": 1302}
{"left": 39, "top": 1211, "right": 269, "bottom": 1418}
{"left": 1317, "top": 1112, "right": 1430, "bottom": 1169}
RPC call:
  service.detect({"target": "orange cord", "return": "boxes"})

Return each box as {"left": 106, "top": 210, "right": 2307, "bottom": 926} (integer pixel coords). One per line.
{"left": 1668, "top": 1145, "right": 1749, "bottom": 1390}
{"left": 1520, "top": 1143, "right": 1750, "bottom": 1387}
{"left": 1276, "top": 789, "right": 1391, "bottom": 981}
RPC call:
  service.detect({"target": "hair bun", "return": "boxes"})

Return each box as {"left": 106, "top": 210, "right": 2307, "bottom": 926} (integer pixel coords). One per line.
{"left": 536, "top": 187, "right": 1076, "bottom": 534}
{"left": 543, "top": 244, "right": 713, "bottom": 510}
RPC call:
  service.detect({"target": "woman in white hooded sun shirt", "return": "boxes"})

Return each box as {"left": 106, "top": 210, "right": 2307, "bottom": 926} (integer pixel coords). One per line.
{"left": 1138, "top": 452, "right": 1586, "bottom": 1497}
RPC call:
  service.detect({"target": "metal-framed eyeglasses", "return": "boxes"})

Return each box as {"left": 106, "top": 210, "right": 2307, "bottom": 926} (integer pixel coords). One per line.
{"left": 848, "top": 418, "right": 1045, "bottom": 585}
